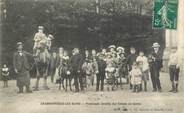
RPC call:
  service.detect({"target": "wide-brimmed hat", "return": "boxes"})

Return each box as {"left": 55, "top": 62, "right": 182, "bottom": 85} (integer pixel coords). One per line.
{"left": 152, "top": 42, "right": 160, "bottom": 48}
{"left": 106, "top": 52, "right": 113, "bottom": 57}
{"left": 73, "top": 48, "right": 79, "bottom": 52}
{"left": 17, "top": 42, "right": 23, "bottom": 46}
{"left": 117, "top": 46, "right": 125, "bottom": 52}
{"left": 48, "top": 34, "right": 54, "bottom": 39}
{"left": 38, "top": 26, "right": 44, "bottom": 30}
{"left": 108, "top": 45, "right": 116, "bottom": 49}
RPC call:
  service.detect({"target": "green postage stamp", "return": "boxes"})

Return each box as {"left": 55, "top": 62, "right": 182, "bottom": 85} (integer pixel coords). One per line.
{"left": 153, "top": 0, "right": 178, "bottom": 29}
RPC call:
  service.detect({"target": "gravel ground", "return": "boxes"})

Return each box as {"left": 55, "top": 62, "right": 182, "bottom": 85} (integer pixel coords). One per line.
{"left": 0, "top": 72, "right": 184, "bottom": 113}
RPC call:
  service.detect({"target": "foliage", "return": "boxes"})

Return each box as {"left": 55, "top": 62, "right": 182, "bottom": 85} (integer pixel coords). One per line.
{"left": 1, "top": 0, "right": 163, "bottom": 67}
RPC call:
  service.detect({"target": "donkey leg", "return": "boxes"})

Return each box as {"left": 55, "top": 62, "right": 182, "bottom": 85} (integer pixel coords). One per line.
{"left": 91, "top": 75, "right": 94, "bottom": 86}
{"left": 120, "top": 76, "right": 123, "bottom": 89}
{"left": 69, "top": 77, "right": 73, "bottom": 91}
{"left": 62, "top": 78, "right": 66, "bottom": 91}
{"left": 33, "top": 77, "right": 40, "bottom": 91}
{"left": 65, "top": 77, "right": 68, "bottom": 92}
{"left": 33, "top": 64, "right": 40, "bottom": 91}
{"left": 58, "top": 77, "right": 61, "bottom": 90}
{"left": 43, "top": 75, "right": 49, "bottom": 90}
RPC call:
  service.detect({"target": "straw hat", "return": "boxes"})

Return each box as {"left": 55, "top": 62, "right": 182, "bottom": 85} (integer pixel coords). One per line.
{"left": 38, "top": 26, "right": 44, "bottom": 30}
{"left": 48, "top": 34, "right": 54, "bottom": 39}
{"left": 17, "top": 42, "right": 23, "bottom": 46}
{"left": 117, "top": 46, "right": 125, "bottom": 52}
{"left": 152, "top": 42, "right": 160, "bottom": 48}
{"left": 108, "top": 45, "right": 116, "bottom": 49}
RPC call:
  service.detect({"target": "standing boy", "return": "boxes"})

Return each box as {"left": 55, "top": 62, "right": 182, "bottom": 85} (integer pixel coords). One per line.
{"left": 168, "top": 47, "right": 180, "bottom": 93}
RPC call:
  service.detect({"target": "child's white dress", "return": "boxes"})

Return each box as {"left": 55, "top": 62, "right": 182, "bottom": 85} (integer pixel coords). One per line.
{"left": 130, "top": 68, "right": 142, "bottom": 85}
{"left": 136, "top": 56, "right": 149, "bottom": 81}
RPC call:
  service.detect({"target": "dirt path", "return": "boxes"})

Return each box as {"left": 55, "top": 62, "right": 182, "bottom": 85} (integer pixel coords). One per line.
{"left": 0, "top": 73, "right": 184, "bottom": 113}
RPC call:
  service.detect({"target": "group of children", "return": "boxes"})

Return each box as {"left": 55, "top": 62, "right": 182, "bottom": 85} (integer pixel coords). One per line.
{"left": 0, "top": 25, "right": 180, "bottom": 94}
{"left": 1, "top": 44, "right": 181, "bottom": 94}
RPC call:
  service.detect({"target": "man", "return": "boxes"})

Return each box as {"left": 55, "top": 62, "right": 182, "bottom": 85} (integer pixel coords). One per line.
{"left": 70, "top": 48, "right": 83, "bottom": 92}
{"left": 127, "top": 47, "right": 137, "bottom": 89}
{"left": 91, "top": 49, "right": 99, "bottom": 86}
{"left": 96, "top": 54, "right": 106, "bottom": 91}
{"left": 13, "top": 42, "right": 32, "bottom": 93}
{"left": 168, "top": 47, "right": 180, "bottom": 93}
{"left": 49, "top": 50, "right": 57, "bottom": 83}
{"left": 149, "top": 42, "right": 163, "bottom": 92}
{"left": 97, "top": 48, "right": 107, "bottom": 61}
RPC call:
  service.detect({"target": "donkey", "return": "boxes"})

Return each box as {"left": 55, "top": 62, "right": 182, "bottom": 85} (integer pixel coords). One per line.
{"left": 58, "top": 60, "right": 73, "bottom": 91}
{"left": 33, "top": 47, "right": 51, "bottom": 91}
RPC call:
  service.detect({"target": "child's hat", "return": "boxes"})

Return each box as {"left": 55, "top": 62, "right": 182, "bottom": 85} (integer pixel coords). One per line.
{"left": 108, "top": 45, "right": 116, "bottom": 49}
{"left": 38, "top": 26, "right": 44, "bottom": 30}
{"left": 48, "top": 34, "right": 54, "bottom": 39}
{"left": 117, "top": 46, "right": 125, "bottom": 52}
{"left": 17, "top": 42, "right": 23, "bottom": 46}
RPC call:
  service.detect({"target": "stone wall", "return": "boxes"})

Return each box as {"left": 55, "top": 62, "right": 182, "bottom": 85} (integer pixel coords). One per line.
{"left": 163, "top": 0, "right": 184, "bottom": 91}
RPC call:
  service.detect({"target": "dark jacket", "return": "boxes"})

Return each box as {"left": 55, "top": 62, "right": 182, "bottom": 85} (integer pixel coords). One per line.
{"left": 13, "top": 51, "right": 32, "bottom": 87}
{"left": 70, "top": 53, "right": 83, "bottom": 72}
{"left": 127, "top": 53, "right": 137, "bottom": 71}
{"left": 150, "top": 51, "right": 163, "bottom": 70}
{"left": 97, "top": 58, "right": 106, "bottom": 75}
{"left": 49, "top": 55, "right": 57, "bottom": 70}
{"left": 13, "top": 51, "right": 31, "bottom": 73}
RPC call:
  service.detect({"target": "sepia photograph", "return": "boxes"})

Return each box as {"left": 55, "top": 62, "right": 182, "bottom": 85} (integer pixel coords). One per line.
{"left": 0, "top": 0, "right": 184, "bottom": 113}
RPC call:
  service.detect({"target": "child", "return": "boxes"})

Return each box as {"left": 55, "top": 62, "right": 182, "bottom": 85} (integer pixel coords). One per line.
{"left": 58, "top": 51, "right": 71, "bottom": 91}
{"left": 105, "top": 53, "right": 116, "bottom": 91}
{"left": 117, "top": 53, "right": 128, "bottom": 89}
{"left": 1, "top": 64, "right": 9, "bottom": 88}
{"left": 46, "top": 34, "right": 54, "bottom": 50}
{"left": 33, "top": 26, "right": 47, "bottom": 56}
{"left": 91, "top": 49, "right": 99, "bottom": 86}
{"left": 129, "top": 62, "right": 142, "bottom": 93}
{"left": 82, "top": 59, "right": 93, "bottom": 90}
{"left": 136, "top": 51, "right": 149, "bottom": 92}
{"left": 168, "top": 47, "right": 180, "bottom": 93}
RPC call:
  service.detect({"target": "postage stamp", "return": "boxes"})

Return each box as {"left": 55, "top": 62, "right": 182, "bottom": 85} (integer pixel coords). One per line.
{"left": 153, "top": 0, "right": 178, "bottom": 29}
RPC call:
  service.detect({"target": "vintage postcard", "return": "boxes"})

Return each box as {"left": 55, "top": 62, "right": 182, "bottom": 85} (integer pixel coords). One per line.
{"left": 0, "top": 0, "right": 184, "bottom": 113}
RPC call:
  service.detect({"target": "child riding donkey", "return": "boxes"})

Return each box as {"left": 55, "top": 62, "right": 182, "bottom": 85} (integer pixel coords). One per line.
{"left": 58, "top": 50, "right": 72, "bottom": 91}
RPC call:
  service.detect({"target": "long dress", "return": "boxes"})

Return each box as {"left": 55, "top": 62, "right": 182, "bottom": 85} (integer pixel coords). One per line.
{"left": 1, "top": 67, "right": 9, "bottom": 81}
{"left": 105, "top": 58, "right": 116, "bottom": 84}
{"left": 130, "top": 68, "right": 142, "bottom": 85}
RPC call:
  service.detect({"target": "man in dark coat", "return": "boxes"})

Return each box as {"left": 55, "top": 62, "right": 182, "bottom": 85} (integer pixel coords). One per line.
{"left": 96, "top": 54, "right": 106, "bottom": 91}
{"left": 70, "top": 48, "right": 83, "bottom": 92}
{"left": 49, "top": 51, "right": 57, "bottom": 83}
{"left": 13, "top": 42, "right": 32, "bottom": 93}
{"left": 127, "top": 47, "right": 138, "bottom": 89}
{"left": 149, "top": 42, "right": 163, "bottom": 92}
